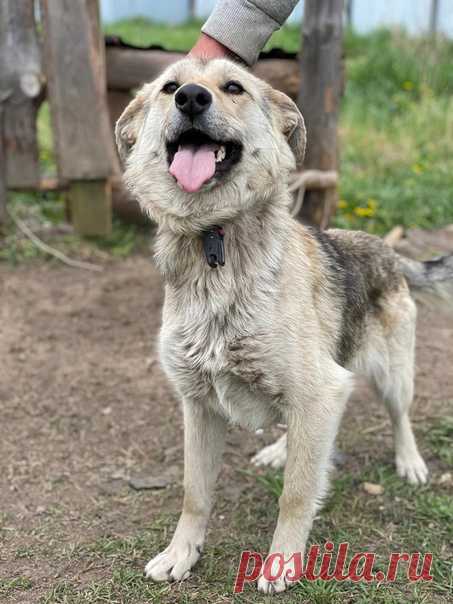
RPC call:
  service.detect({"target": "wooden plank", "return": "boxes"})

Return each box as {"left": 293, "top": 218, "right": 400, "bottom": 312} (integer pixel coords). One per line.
{"left": 41, "top": 0, "right": 119, "bottom": 180}
{"left": 0, "top": 107, "right": 6, "bottom": 225}
{"left": 297, "top": 0, "right": 343, "bottom": 228}
{"left": 106, "top": 47, "right": 300, "bottom": 99}
{"left": 430, "top": 0, "right": 439, "bottom": 36}
{"left": 345, "top": 0, "right": 353, "bottom": 27}
{"left": 106, "top": 48, "right": 185, "bottom": 91}
{"left": 0, "top": 0, "right": 43, "bottom": 189}
{"left": 68, "top": 181, "right": 112, "bottom": 237}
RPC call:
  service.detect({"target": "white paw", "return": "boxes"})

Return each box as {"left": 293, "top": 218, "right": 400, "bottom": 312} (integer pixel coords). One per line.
{"left": 144, "top": 541, "right": 202, "bottom": 582}
{"left": 256, "top": 555, "right": 300, "bottom": 594}
{"left": 257, "top": 573, "right": 288, "bottom": 594}
{"left": 251, "top": 435, "right": 287, "bottom": 469}
{"left": 396, "top": 451, "right": 428, "bottom": 485}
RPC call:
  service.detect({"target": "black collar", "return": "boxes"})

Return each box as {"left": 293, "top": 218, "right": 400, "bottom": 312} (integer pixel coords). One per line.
{"left": 202, "top": 226, "right": 225, "bottom": 269}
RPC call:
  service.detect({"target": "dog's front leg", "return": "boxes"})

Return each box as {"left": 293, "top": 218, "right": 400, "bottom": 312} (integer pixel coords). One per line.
{"left": 145, "top": 398, "right": 227, "bottom": 582}
{"left": 258, "top": 371, "right": 352, "bottom": 594}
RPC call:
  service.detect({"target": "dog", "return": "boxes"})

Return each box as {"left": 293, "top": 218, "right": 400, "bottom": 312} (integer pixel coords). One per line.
{"left": 116, "top": 57, "right": 453, "bottom": 594}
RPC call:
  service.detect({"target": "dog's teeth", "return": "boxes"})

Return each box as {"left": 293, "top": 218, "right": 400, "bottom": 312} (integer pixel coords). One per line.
{"left": 216, "top": 145, "right": 226, "bottom": 163}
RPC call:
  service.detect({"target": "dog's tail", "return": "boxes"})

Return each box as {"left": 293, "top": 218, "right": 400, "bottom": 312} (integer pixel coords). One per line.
{"left": 398, "top": 253, "right": 453, "bottom": 313}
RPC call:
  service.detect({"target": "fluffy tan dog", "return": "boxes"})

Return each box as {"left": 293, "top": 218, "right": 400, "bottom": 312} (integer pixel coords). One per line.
{"left": 116, "top": 58, "right": 452, "bottom": 593}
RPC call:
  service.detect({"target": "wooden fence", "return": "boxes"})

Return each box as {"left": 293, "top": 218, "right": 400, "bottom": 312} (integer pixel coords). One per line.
{"left": 0, "top": 0, "right": 117, "bottom": 235}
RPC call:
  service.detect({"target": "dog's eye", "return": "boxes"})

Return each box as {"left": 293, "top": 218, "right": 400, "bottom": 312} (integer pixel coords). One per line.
{"left": 223, "top": 81, "right": 244, "bottom": 95}
{"left": 162, "top": 81, "right": 179, "bottom": 94}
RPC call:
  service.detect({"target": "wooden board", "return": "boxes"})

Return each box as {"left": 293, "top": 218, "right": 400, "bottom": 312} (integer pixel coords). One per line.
{"left": 0, "top": 107, "right": 6, "bottom": 224}
{"left": 41, "top": 0, "right": 119, "bottom": 181}
{"left": 106, "top": 48, "right": 183, "bottom": 92}
{"left": 0, "top": 0, "right": 43, "bottom": 189}
{"left": 297, "top": 0, "right": 343, "bottom": 228}
{"left": 68, "top": 180, "right": 112, "bottom": 236}
{"left": 106, "top": 47, "right": 300, "bottom": 99}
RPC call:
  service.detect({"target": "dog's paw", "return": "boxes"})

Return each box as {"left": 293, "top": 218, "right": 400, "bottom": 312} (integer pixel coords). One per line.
{"left": 256, "top": 555, "right": 300, "bottom": 594}
{"left": 251, "top": 434, "right": 287, "bottom": 468}
{"left": 257, "top": 573, "right": 288, "bottom": 594}
{"left": 396, "top": 451, "right": 428, "bottom": 485}
{"left": 144, "top": 541, "right": 202, "bottom": 582}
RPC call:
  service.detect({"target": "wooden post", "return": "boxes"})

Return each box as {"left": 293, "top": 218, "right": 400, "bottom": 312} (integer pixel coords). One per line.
{"left": 0, "top": 107, "right": 6, "bottom": 226}
{"left": 188, "top": 0, "right": 196, "bottom": 20}
{"left": 297, "top": 0, "right": 343, "bottom": 228}
{"left": 429, "top": 0, "right": 439, "bottom": 36}
{"left": 41, "top": 0, "right": 118, "bottom": 235}
{"left": 0, "top": 0, "right": 43, "bottom": 190}
{"left": 68, "top": 180, "right": 112, "bottom": 236}
{"left": 345, "top": 0, "right": 353, "bottom": 27}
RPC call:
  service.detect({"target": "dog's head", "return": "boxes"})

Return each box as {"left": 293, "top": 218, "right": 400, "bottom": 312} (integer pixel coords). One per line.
{"left": 116, "top": 58, "right": 305, "bottom": 230}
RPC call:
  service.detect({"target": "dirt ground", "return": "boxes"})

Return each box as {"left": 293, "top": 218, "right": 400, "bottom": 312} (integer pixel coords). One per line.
{"left": 1, "top": 241, "right": 452, "bottom": 603}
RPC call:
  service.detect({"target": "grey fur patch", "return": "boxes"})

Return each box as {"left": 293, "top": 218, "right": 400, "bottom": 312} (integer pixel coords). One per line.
{"left": 312, "top": 229, "right": 402, "bottom": 366}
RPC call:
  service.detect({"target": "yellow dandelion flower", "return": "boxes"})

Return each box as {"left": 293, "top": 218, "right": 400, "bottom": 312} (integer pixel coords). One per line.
{"left": 338, "top": 200, "right": 348, "bottom": 209}
{"left": 403, "top": 80, "right": 414, "bottom": 91}
{"left": 354, "top": 207, "right": 374, "bottom": 218}
{"left": 367, "top": 198, "right": 378, "bottom": 211}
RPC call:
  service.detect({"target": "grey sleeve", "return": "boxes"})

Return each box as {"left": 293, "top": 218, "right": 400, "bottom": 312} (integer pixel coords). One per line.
{"left": 201, "top": 0, "right": 299, "bottom": 65}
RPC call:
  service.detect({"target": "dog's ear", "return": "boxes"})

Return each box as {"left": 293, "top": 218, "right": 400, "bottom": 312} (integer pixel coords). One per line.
{"left": 115, "top": 89, "right": 148, "bottom": 164}
{"left": 267, "top": 89, "right": 306, "bottom": 168}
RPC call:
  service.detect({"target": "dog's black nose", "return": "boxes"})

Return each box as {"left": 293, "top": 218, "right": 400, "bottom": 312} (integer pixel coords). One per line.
{"left": 175, "top": 84, "right": 212, "bottom": 117}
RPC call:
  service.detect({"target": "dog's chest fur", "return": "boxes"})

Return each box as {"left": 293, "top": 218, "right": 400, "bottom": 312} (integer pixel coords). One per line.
{"left": 156, "top": 222, "right": 287, "bottom": 430}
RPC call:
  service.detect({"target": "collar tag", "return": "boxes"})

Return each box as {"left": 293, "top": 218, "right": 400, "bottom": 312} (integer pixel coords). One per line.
{"left": 202, "top": 226, "right": 225, "bottom": 269}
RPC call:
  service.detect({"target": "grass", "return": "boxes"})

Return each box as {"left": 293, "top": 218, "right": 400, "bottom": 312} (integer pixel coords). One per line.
{"left": 0, "top": 577, "right": 34, "bottom": 597}
{"left": 103, "top": 16, "right": 302, "bottom": 54}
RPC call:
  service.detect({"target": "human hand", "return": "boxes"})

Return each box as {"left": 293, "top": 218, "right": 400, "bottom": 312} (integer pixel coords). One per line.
{"left": 189, "top": 33, "right": 236, "bottom": 61}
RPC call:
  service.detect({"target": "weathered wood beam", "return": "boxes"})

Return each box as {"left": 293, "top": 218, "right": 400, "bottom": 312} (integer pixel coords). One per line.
{"left": 105, "top": 47, "right": 300, "bottom": 99}
{"left": 41, "top": 0, "right": 119, "bottom": 181}
{"left": 0, "top": 107, "right": 6, "bottom": 225}
{"left": 41, "top": 0, "right": 118, "bottom": 235}
{"left": 0, "top": 0, "right": 43, "bottom": 189}
{"left": 68, "top": 180, "right": 112, "bottom": 237}
{"left": 297, "top": 0, "right": 343, "bottom": 228}
{"left": 430, "top": 0, "right": 440, "bottom": 36}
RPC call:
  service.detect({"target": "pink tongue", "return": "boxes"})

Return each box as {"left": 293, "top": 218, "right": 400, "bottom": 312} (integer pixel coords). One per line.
{"left": 169, "top": 145, "right": 216, "bottom": 193}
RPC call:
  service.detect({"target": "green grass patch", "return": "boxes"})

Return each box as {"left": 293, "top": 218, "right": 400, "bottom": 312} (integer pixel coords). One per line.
{"left": 427, "top": 416, "right": 453, "bottom": 467}
{"left": 1, "top": 191, "right": 149, "bottom": 266}
{"left": 0, "top": 576, "right": 34, "bottom": 596}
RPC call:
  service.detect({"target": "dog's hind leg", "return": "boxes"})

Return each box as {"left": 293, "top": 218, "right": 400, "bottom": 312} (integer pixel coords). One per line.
{"left": 369, "top": 295, "right": 428, "bottom": 484}
{"left": 252, "top": 433, "right": 287, "bottom": 468}
{"left": 145, "top": 399, "right": 227, "bottom": 582}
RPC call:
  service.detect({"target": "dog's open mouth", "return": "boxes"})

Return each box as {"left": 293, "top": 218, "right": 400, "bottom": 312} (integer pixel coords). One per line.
{"left": 167, "top": 129, "right": 242, "bottom": 193}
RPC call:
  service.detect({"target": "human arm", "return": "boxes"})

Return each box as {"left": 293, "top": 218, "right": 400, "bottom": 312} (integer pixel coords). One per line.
{"left": 191, "top": 0, "right": 299, "bottom": 65}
